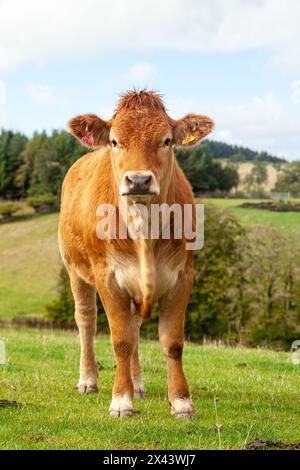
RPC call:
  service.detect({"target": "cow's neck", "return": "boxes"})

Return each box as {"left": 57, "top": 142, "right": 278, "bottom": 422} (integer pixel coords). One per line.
{"left": 114, "top": 158, "right": 176, "bottom": 316}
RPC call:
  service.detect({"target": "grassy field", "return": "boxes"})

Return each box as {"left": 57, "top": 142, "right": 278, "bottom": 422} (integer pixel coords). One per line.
{"left": 0, "top": 327, "right": 299, "bottom": 450}
{"left": 0, "top": 213, "right": 60, "bottom": 318}
{"left": 201, "top": 198, "right": 300, "bottom": 232}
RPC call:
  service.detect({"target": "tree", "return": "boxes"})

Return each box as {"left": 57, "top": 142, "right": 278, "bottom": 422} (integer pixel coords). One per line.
{"left": 244, "top": 162, "right": 268, "bottom": 195}
{"left": 49, "top": 130, "right": 86, "bottom": 195}
{"left": 17, "top": 130, "right": 87, "bottom": 198}
{"left": 16, "top": 132, "right": 48, "bottom": 197}
{"left": 204, "top": 140, "right": 286, "bottom": 164}
{"left": 0, "top": 130, "right": 28, "bottom": 198}
{"left": 29, "top": 139, "right": 59, "bottom": 196}
{"left": 240, "top": 226, "right": 300, "bottom": 348}
{"left": 218, "top": 165, "right": 239, "bottom": 192}
{"left": 186, "top": 204, "right": 245, "bottom": 340}
{"left": 274, "top": 162, "right": 300, "bottom": 197}
{"left": 175, "top": 147, "right": 239, "bottom": 194}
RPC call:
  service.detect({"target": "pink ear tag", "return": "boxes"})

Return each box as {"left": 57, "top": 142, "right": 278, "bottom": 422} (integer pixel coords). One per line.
{"left": 81, "top": 131, "right": 94, "bottom": 147}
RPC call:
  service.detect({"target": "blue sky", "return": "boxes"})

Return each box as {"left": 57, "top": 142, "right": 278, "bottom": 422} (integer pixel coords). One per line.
{"left": 0, "top": 0, "right": 299, "bottom": 160}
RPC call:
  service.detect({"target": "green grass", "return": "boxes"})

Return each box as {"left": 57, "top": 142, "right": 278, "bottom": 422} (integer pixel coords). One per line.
{"left": 1, "top": 206, "right": 299, "bottom": 449}
{"left": 0, "top": 213, "right": 60, "bottom": 318}
{"left": 201, "top": 198, "right": 300, "bottom": 232}
{"left": 0, "top": 328, "right": 299, "bottom": 450}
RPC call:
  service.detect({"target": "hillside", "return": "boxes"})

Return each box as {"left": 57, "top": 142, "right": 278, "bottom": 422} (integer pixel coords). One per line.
{"left": 0, "top": 327, "right": 299, "bottom": 450}
{"left": 205, "top": 140, "right": 287, "bottom": 164}
{"left": 174, "top": 140, "right": 287, "bottom": 195}
{"left": 0, "top": 213, "right": 60, "bottom": 317}
{"left": 221, "top": 161, "right": 283, "bottom": 195}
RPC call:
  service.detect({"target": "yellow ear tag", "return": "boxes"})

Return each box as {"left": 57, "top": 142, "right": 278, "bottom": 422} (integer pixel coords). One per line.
{"left": 182, "top": 134, "right": 195, "bottom": 145}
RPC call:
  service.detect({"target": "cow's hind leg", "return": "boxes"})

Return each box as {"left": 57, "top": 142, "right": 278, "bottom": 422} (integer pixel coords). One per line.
{"left": 131, "top": 308, "right": 146, "bottom": 399}
{"left": 159, "top": 269, "right": 195, "bottom": 419}
{"left": 69, "top": 270, "right": 98, "bottom": 394}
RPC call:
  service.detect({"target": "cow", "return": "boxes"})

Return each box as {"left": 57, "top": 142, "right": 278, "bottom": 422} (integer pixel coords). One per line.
{"left": 59, "top": 90, "right": 213, "bottom": 419}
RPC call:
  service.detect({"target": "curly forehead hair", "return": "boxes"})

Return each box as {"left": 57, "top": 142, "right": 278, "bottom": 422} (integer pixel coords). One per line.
{"left": 114, "top": 89, "right": 167, "bottom": 115}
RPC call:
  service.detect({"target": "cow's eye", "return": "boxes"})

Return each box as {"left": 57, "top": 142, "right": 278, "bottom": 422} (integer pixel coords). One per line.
{"left": 164, "top": 138, "right": 171, "bottom": 147}
{"left": 111, "top": 139, "right": 118, "bottom": 147}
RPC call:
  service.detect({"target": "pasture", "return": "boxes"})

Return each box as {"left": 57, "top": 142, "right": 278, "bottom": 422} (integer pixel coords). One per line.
{"left": 0, "top": 327, "right": 299, "bottom": 450}
{"left": 0, "top": 213, "right": 60, "bottom": 318}
{"left": 0, "top": 200, "right": 300, "bottom": 449}
{"left": 201, "top": 198, "right": 300, "bottom": 232}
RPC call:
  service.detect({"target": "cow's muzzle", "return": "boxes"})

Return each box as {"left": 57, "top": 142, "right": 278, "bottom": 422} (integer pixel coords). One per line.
{"left": 120, "top": 171, "right": 159, "bottom": 196}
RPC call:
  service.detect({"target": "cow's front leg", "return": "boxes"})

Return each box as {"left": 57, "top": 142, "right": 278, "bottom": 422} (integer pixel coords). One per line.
{"left": 130, "top": 305, "right": 146, "bottom": 399}
{"left": 159, "top": 269, "right": 195, "bottom": 419}
{"left": 97, "top": 277, "right": 137, "bottom": 417}
{"left": 69, "top": 270, "right": 98, "bottom": 394}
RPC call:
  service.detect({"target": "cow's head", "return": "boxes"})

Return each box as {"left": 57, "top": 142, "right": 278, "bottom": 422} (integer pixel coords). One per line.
{"left": 68, "top": 90, "right": 213, "bottom": 200}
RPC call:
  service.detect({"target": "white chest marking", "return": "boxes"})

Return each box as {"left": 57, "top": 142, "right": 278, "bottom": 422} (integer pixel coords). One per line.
{"left": 112, "top": 255, "right": 182, "bottom": 301}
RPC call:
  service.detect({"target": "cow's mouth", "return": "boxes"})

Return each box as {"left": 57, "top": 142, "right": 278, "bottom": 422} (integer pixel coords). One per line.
{"left": 120, "top": 190, "right": 158, "bottom": 196}
{"left": 120, "top": 192, "right": 158, "bottom": 204}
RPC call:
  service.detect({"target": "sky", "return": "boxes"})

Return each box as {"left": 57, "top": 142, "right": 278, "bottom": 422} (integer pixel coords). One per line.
{"left": 0, "top": 0, "right": 300, "bottom": 160}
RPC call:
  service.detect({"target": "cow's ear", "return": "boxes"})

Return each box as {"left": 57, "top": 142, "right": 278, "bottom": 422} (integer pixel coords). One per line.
{"left": 171, "top": 114, "right": 214, "bottom": 147}
{"left": 68, "top": 114, "right": 111, "bottom": 148}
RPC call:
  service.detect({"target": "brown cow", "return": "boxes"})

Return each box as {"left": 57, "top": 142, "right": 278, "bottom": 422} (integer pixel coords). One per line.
{"left": 59, "top": 90, "right": 213, "bottom": 418}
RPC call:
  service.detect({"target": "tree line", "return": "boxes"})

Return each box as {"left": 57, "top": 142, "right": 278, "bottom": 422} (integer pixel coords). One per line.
{"left": 205, "top": 140, "right": 286, "bottom": 164}
{"left": 0, "top": 129, "right": 86, "bottom": 200}
{"left": 0, "top": 128, "right": 285, "bottom": 200}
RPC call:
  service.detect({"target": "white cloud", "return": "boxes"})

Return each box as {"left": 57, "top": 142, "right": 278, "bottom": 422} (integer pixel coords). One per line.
{"left": 26, "top": 84, "right": 55, "bottom": 105}
{"left": 127, "top": 62, "right": 157, "bottom": 85}
{"left": 213, "top": 93, "right": 286, "bottom": 139}
{"left": 0, "top": 108, "right": 8, "bottom": 129}
{"left": 291, "top": 80, "right": 300, "bottom": 105}
{"left": 168, "top": 92, "right": 300, "bottom": 159}
{"left": 0, "top": 80, "right": 7, "bottom": 128}
{"left": 0, "top": 0, "right": 299, "bottom": 73}
{"left": 217, "top": 129, "right": 244, "bottom": 147}
{"left": 209, "top": 92, "right": 300, "bottom": 158}
{"left": 0, "top": 80, "right": 6, "bottom": 105}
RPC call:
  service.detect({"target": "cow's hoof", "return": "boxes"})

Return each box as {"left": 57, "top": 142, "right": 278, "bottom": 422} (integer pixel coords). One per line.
{"left": 75, "top": 384, "right": 98, "bottom": 394}
{"left": 109, "top": 395, "right": 134, "bottom": 418}
{"left": 134, "top": 381, "right": 146, "bottom": 400}
{"left": 171, "top": 398, "right": 195, "bottom": 420}
{"left": 109, "top": 408, "right": 134, "bottom": 418}
{"left": 172, "top": 411, "right": 195, "bottom": 420}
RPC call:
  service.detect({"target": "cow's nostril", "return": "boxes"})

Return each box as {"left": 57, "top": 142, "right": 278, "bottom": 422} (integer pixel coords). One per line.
{"left": 125, "top": 175, "right": 134, "bottom": 186}
{"left": 124, "top": 173, "right": 153, "bottom": 194}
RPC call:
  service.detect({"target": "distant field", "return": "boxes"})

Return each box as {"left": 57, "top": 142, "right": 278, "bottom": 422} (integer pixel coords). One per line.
{"left": 0, "top": 328, "right": 299, "bottom": 450}
{"left": 220, "top": 161, "right": 281, "bottom": 194}
{"left": 0, "top": 213, "right": 60, "bottom": 318}
{"left": 0, "top": 199, "right": 299, "bottom": 319}
{"left": 201, "top": 198, "right": 300, "bottom": 232}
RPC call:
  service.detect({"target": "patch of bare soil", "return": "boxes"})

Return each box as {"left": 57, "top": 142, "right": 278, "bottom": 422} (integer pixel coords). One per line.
{"left": 240, "top": 202, "right": 300, "bottom": 212}
{"left": 0, "top": 400, "right": 23, "bottom": 408}
{"left": 246, "top": 439, "right": 300, "bottom": 450}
